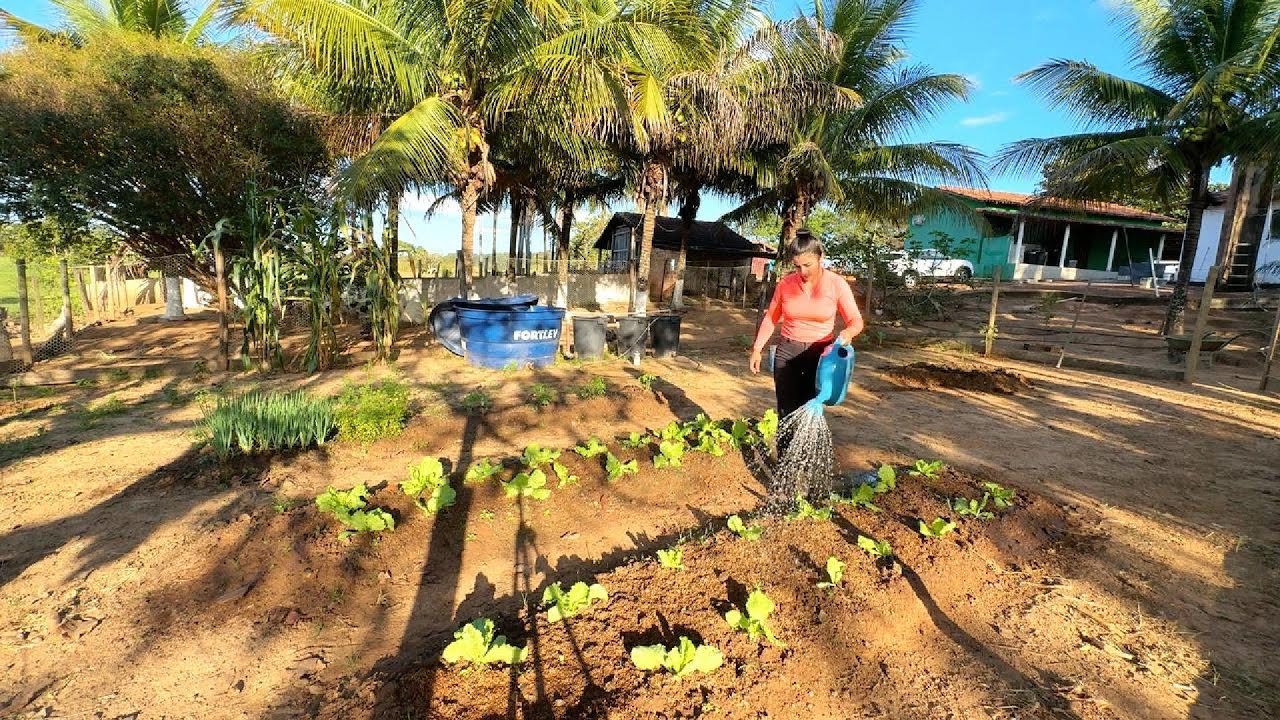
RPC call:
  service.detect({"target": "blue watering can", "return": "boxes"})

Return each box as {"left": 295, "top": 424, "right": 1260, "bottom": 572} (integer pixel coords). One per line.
{"left": 812, "top": 337, "right": 855, "bottom": 408}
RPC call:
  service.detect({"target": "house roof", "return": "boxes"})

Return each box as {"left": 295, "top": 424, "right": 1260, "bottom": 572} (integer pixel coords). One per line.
{"left": 939, "top": 186, "right": 1180, "bottom": 225}
{"left": 592, "top": 212, "right": 773, "bottom": 258}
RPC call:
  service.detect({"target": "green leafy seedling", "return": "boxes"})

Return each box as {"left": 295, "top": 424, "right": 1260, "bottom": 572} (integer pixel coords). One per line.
{"left": 315, "top": 484, "right": 396, "bottom": 541}
{"left": 521, "top": 444, "right": 561, "bottom": 471}
{"left": 856, "top": 534, "right": 893, "bottom": 560}
{"left": 552, "top": 461, "right": 579, "bottom": 488}
{"left": 653, "top": 439, "right": 685, "bottom": 469}
{"left": 726, "top": 514, "right": 763, "bottom": 541}
{"left": 982, "top": 482, "right": 1016, "bottom": 509}
{"left": 659, "top": 420, "right": 691, "bottom": 443}
{"left": 401, "top": 456, "right": 457, "bottom": 514}
{"left": 605, "top": 452, "right": 638, "bottom": 482}
{"left": 529, "top": 383, "right": 555, "bottom": 408}
{"left": 919, "top": 517, "right": 957, "bottom": 539}
{"left": 952, "top": 494, "right": 993, "bottom": 520}
{"left": 464, "top": 458, "right": 503, "bottom": 485}
{"left": 833, "top": 482, "right": 882, "bottom": 512}
{"left": 501, "top": 469, "right": 551, "bottom": 501}
{"left": 441, "top": 619, "right": 528, "bottom": 667}
{"left": 621, "top": 431, "right": 652, "bottom": 449}
{"left": 725, "top": 589, "right": 784, "bottom": 646}
{"left": 728, "top": 419, "right": 757, "bottom": 449}
{"left": 630, "top": 636, "right": 722, "bottom": 677}
{"left": 694, "top": 425, "right": 732, "bottom": 456}
{"left": 756, "top": 409, "right": 778, "bottom": 442}
{"left": 542, "top": 581, "right": 608, "bottom": 622}
{"left": 656, "top": 548, "right": 684, "bottom": 570}
{"left": 637, "top": 373, "right": 658, "bottom": 391}
{"left": 573, "top": 436, "right": 608, "bottom": 458}
{"left": 787, "top": 496, "right": 833, "bottom": 522}
{"left": 817, "top": 556, "right": 845, "bottom": 590}
{"left": 575, "top": 376, "right": 607, "bottom": 399}
{"left": 874, "top": 464, "right": 897, "bottom": 493}
{"left": 908, "top": 459, "right": 944, "bottom": 480}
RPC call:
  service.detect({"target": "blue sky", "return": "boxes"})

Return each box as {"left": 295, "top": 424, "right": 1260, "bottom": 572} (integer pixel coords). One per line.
{"left": 2, "top": 0, "right": 1226, "bottom": 252}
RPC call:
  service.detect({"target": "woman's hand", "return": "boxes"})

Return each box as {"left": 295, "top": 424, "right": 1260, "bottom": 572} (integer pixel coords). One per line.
{"left": 749, "top": 348, "right": 763, "bottom": 374}
{"left": 837, "top": 327, "right": 859, "bottom": 346}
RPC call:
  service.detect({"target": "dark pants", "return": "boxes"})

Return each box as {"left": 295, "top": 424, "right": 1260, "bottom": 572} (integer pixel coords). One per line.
{"left": 772, "top": 336, "right": 832, "bottom": 457}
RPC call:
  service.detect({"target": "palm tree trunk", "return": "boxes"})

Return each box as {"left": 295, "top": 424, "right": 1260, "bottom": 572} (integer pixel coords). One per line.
{"left": 556, "top": 193, "right": 574, "bottom": 309}
{"left": 632, "top": 159, "right": 667, "bottom": 315}
{"left": 1161, "top": 164, "right": 1211, "bottom": 335}
{"left": 386, "top": 191, "right": 400, "bottom": 283}
{"left": 674, "top": 188, "right": 700, "bottom": 309}
{"left": 459, "top": 177, "right": 482, "bottom": 298}
{"left": 508, "top": 193, "right": 522, "bottom": 277}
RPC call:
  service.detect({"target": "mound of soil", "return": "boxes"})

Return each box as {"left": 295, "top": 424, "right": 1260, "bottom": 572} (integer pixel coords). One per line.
{"left": 316, "top": 467, "right": 1072, "bottom": 720}
{"left": 882, "top": 363, "right": 1033, "bottom": 394}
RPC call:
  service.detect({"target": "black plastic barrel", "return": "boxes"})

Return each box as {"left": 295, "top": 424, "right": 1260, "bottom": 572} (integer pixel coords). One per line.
{"left": 614, "top": 315, "right": 649, "bottom": 364}
{"left": 572, "top": 316, "right": 608, "bottom": 360}
{"left": 650, "top": 314, "right": 681, "bottom": 358}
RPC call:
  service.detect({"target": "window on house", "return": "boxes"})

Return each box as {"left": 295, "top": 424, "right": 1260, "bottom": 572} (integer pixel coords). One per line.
{"left": 609, "top": 229, "right": 630, "bottom": 271}
{"left": 1271, "top": 207, "right": 1280, "bottom": 239}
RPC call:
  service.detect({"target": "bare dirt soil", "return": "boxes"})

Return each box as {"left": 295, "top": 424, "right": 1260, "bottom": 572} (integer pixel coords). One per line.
{"left": 1, "top": 294, "right": 1278, "bottom": 720}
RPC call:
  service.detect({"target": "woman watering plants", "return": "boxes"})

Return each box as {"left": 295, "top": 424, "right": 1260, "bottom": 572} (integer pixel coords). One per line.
{"left": 749, "top": 230, "right": 864, "bottom": 454}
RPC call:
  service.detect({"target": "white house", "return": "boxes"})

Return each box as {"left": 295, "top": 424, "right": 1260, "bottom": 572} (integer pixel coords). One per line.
{"left": 1191, "top": 191, "right": 1280, "bottom": 287}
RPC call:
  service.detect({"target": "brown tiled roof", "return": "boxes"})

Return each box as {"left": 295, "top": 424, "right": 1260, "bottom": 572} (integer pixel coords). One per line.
{"left": 939, "top": 186, "right": 1179, "bottom": 224}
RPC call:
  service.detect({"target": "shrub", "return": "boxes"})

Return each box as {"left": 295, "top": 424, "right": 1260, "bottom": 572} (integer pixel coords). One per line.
{"left": 334, "top": 379, "right": 410, "bottom": 443}
{"left": 204, "top": 390, "right": 334, "bottom": 461}
{"left": 575, "top": 376, "right": 607, "bottom": 399}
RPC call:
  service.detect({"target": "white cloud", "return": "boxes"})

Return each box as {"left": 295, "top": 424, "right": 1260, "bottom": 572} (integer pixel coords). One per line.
{"left": 961, "top": 112, "right": 1010, "bottom": 127}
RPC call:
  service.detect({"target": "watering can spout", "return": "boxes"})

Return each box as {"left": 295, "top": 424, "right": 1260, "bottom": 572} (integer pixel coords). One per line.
{"left": 813, "top": 337, "right": 856, "bottom": 407}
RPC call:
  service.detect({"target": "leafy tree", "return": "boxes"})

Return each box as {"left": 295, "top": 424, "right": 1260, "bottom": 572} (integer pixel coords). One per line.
{"left": 997, "top": 0, "right": 1280, "bottom": 333}
{"left": 0, "top": 37, "right": 332, "bottom": 269}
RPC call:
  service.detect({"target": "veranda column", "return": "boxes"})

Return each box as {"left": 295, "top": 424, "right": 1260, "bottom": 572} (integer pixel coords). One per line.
{"left": 1106, "top": 229, "right": 1118, "bottom": 272}
{"left": 1059, "top": 224, "right": 1072, "bottom": 268}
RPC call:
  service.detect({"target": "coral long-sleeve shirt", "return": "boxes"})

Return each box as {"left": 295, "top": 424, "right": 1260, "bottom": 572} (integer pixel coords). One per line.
{"left": 752, "top": 270, "right": 861, "bottom": 352}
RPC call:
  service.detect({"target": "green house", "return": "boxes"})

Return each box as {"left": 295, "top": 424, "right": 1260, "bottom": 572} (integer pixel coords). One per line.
{"left": 904, "top": 187, "right": 1183, "bottom": 281}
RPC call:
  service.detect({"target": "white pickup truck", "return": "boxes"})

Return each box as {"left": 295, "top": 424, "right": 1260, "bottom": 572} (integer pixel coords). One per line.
{"left": 889, "top": 248, "right": 975, "bottom": 286}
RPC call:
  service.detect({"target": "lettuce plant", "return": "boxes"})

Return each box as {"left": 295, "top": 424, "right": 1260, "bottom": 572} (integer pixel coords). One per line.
{"left": 542, "top": 581, "right": 607, "bottom": 622}
{"left": 441, "top": 619, "right": 527, "bottom": 666}
{"left": 725, "top": 589, "right": 784, "bottom": 646}
{"left": 630, "top": 636, "right": 722, "bottom": 677}
{"left": 401, "top": 457, "right": 456, "bottom": 514}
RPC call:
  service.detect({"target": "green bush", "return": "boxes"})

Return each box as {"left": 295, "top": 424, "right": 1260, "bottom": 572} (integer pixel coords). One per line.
{"left": 334, "top": 379, "right": 411, "bottom": 443}
{"left": 575, "top": 376, "right": 607, "bottom": 399}
{"left": 204, "top": 390, "right": 335, "bottom": 461}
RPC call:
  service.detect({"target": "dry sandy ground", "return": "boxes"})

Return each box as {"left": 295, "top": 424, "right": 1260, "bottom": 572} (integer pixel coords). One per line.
{"left": 1, "top": 302, "right": 1277, "bottom": 719}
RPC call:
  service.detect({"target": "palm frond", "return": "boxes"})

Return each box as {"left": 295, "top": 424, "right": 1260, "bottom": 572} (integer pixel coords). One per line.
{"left": 1015, "top": 59, "right": 1176, "bottom": 127}
{"left": 337, "top": 96, "right": 464, "bottom": 203}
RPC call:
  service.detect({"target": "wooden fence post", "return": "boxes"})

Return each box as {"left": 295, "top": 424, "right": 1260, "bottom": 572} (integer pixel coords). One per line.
{"left": 15, "top": 259, "right": 34, "bottom": 365}
{"left": 1184, "top": 265, "right": 1221, "bottom": 384}
{"left": 59, "top": 257, "right": 73, "bottom": 341}
{"left": 1057, "top": 280, "right": 1092, "bottom": 369}
{"left": 984, "top": 266, "right": 1002, "bottom": 357}
{"left": 1259, "top": 300, "right": 1280, "bottom": 392}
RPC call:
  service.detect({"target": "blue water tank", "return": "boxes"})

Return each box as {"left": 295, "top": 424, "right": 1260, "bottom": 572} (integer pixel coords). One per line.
{"left": 457, "top": 306, "right": 566, "bottom": 368}
{"left": 430, "top": 294, "right": 541, "bottom": 357}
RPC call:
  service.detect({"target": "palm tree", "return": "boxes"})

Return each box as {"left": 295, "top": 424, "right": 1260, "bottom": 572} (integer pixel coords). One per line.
{"left": 996, "top": 0, "right": 1280, "bottom": 334}
{"left": 237, "top": 0, "right": 710, "bottom": 298}
{"left": 1, "top": 0, "right": 226, "bottom": 45}
{"left": 729, "top": 0, "right": 984, "bottom": 255}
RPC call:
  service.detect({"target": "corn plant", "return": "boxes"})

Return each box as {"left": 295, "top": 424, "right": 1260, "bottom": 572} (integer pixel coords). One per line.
{"left": 908, "top": 459, "right": 944, "bottom": 480}
{"left": 212, "top": 183, "right": 285, "bottom": 370}
{"left": 573, "top": 436, "right": 608, "bottom": 458}
{"left": 726, "top": 514, "right": 763, "bottom": 541}
{"left": 856, "top": 535, "right": 893, "bottom": 560}
{"left": 360, "top": 232, "right": 399, "bottom": 362}
{"left": 725, "top": 589, "right": 784, "bottom": 646}
{"left": 817, "top": 556, "right": 846, "bottom": 590}
{"left": 656, "top": 548, "right": 684, "bottom": 570}
{"left": 204, "top": 390, "right": 335, "bottom": 461}
{"left": 284, "top": 200, "right": 342, "bottom": 373}
{"left": 919, "top": 517, "right": 956, "bottom": 539}
{"left": 441, "top": 619, "right": 527, "bottom": 666}
{"left": 982, "top": 482, "right": 1016, "bottom": 509}
{"left": 501, "top": 469, "right": 551, "bottom": 501}
{"left": 401, "top": 457, "right": 456, "bottom": 514}
{"left": 541, "top": 581, "right": 607, "bottom": 622}
{"left": 315, "top": 484, "right": 395, "bottom": 541}
{"left": 605, "top": 452, "right": 638, "bottom": 482}
{"left": 464, "top": 458, "right": 503, "bottom": 485}
{"left": 631, "top": 637, "right": 722, "bottom": 677}
{"left": 952, "top": 495, "right": 993, "bottom": 520}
